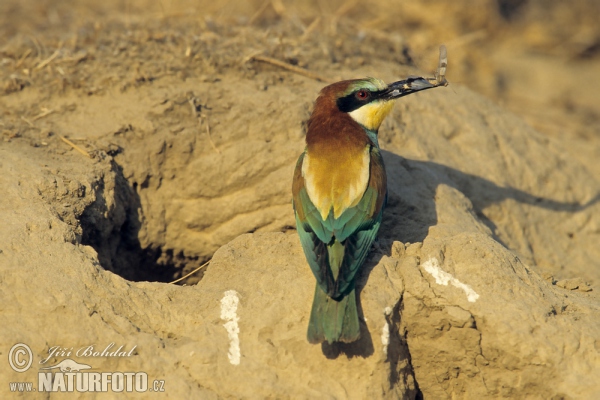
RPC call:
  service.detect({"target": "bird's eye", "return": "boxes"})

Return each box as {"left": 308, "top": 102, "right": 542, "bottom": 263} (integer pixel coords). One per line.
{"left": 355, "top": 89, "right": 369, "bottom": 100}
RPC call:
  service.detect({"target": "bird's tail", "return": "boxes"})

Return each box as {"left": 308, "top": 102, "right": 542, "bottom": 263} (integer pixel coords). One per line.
{"left": 307, "top": 283, "right": 360, "bottom": 344}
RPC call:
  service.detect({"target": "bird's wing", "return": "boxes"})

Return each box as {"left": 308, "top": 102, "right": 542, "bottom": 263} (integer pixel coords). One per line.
{"left": 330, "top": 146, "right": 386, "bottom": 297}
{"left": 332, "top": 203, "right": 383, "bottom": 297}
{"left": 293, "top": 147, "right": 387, "bottom": 298}
{"left": 293, "top": 152, "right": 334, "bottom": 290}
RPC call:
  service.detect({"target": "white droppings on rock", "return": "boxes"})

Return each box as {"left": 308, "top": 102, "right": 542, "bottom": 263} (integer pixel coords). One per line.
{"left": 220, "top": 290, "right": 241, "bottom": 365}
{"left": 381, "top": 307, "right": 393, "bottom": 356}
{"left": 381, "top": 319, "right": 390, "bottom": 357}
{"left": 422, "top": 258, "right": 480, "bottom": 302}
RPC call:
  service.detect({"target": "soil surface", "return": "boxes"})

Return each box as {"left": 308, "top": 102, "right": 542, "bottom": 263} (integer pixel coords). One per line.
{"left": 1, "top": 1, "right": 599, "bottom": 398}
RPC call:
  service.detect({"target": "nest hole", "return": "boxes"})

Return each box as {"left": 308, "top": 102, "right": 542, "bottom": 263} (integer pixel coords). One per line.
{"left": 79, "top": 160, "right": 206, "bottom": 284}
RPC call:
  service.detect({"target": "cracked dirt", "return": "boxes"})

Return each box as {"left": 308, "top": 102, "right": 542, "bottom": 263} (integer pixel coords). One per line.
{"left": 1, "top": 0, "right": 600, "bottom": 398}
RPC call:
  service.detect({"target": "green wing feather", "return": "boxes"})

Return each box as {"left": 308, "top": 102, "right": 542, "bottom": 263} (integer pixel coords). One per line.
{"left": 292, "top": 147, "right": 386, "bottom": 299}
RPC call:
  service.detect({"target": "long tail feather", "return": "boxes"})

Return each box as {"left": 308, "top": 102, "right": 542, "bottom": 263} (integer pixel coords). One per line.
{"left": 307, "top": 284, "right": 360, "bottom": 344}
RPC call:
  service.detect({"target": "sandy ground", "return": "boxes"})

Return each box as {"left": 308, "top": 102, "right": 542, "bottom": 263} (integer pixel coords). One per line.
{"left": 2, "top": 0, "right": 599, "bottom": 282}
{"left": 1, "top": 1, "right": 599, "bottom": 398}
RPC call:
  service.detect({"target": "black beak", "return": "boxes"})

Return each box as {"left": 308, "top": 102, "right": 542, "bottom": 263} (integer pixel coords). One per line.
{"left": 379, "top": 45, "right": 448, "bottom": 100}
{"left": 380, "top": 77, "right": 438, "bottom": 100}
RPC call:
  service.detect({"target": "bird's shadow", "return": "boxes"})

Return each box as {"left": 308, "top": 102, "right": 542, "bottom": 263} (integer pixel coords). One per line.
{"left": 323, "top": 150, "right": 600, "bottom": 360}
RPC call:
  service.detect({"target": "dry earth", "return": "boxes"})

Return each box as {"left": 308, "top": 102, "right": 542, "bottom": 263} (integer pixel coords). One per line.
{"left": 1, "top": 1, "right": 600, "bottom": 399}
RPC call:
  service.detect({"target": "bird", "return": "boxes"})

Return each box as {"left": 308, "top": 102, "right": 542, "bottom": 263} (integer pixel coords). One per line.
{"left": 292, "top": 76, "right": 438, "bottom": 344}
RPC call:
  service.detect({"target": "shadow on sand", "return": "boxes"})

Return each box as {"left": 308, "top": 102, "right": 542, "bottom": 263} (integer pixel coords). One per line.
{"left": 323, "top": 150, "right": 599, "bottom": 368}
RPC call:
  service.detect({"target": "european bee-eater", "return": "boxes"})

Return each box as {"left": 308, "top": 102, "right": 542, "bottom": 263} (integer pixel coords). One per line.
{"left": 292, "top": 76, "right": 440, "bottom": 344}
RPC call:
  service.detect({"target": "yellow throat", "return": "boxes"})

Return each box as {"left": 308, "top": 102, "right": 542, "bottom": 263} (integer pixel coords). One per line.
{"left": 348, "top": 99, "right": 394, "bottom": 131}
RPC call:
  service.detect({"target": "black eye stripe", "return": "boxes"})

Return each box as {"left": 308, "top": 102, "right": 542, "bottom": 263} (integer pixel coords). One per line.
{"left": 336, "top": 89, "right": 382, "bottom": 113}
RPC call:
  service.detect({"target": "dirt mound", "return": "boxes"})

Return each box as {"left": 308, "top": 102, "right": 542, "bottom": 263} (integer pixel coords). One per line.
{"left": 1, "top": 1, "right": 600, "bottom": 398}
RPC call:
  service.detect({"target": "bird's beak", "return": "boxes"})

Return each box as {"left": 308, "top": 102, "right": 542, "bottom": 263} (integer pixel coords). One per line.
{"left": 381, "top": 77, "right": 438, "bottom": 100}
